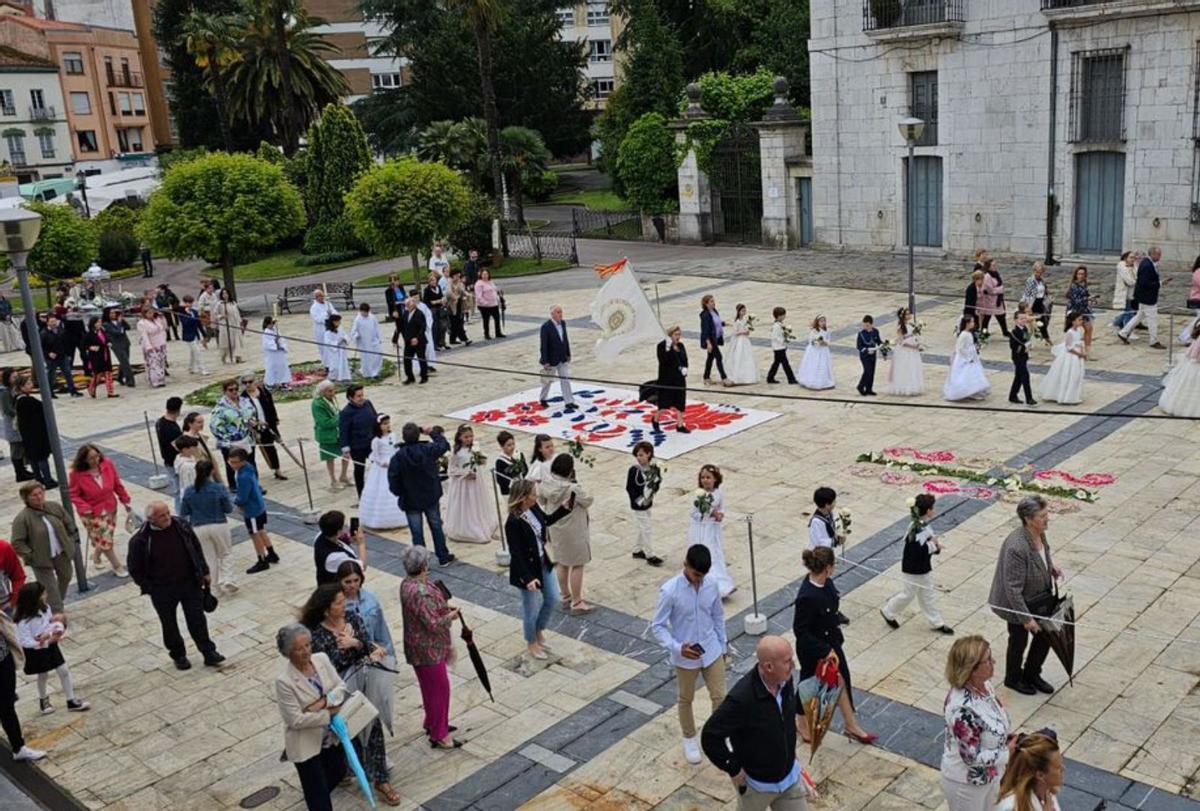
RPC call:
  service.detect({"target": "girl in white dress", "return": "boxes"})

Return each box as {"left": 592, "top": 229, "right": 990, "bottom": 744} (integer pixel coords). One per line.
{"left": 887, "top": 307, "right": 925, "bottom": 396}
{"left": 324, "top": 314, "right": 351, "bottom": 381}
{"left": 416, "top": 299, "right": 437, "bottom": 370}
{"left": 796, "top": 315, "right": 835, "bottom": 390}
{"left": 687, "top": 464, "right": 734, "bottom": 598}
{"left": 351, "top": 303, "right": 383, "bottom": 379}
{"left": 359, "top": 415, "right": 407, "bottom": 529}
{"left": 261, "top": 317, "right": 290, "bottom": 388}
{"left": 725, "top": 304, "right": 759, "bottom": 385}
{"left": 1039, "top": 312, "right": 1087, "bottom": 405}
{"left": 943, "top": 315, "right": 991, "bottom": 401}
{"left": 444, "top": 425, "right": 497, "bottom": 544}
{"left": 1160, "top": 317, "right": 1200, "bottom": 417}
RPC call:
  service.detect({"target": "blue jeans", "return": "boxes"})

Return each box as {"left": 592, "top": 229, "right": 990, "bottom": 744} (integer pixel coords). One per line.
{"left": 1113, "top": 305, "right": 1135, "bottom": 329}
{"left": 405, "top": 505, "right": 451, "bottom": 563}
{"left": 48, "top": 355, "right": 76, "bottom": 392}
{"left": 519, "top": 564, "right": 560, "bottom": 643}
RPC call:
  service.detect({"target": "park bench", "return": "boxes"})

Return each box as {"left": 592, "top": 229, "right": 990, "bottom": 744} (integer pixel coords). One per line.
{"left": 277, "top": 282, "right": 354, "bottom": 314}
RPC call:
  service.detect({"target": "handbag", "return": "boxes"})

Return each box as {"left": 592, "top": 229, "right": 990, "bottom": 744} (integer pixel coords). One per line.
{"left": 124, "top": 507, "right": 144, "bottom": 534}
{"left": 336, "top": 690, "right": 379, "bottom": 739}
{"left": 201, "top": 585, "right": 218, "bottom": 613}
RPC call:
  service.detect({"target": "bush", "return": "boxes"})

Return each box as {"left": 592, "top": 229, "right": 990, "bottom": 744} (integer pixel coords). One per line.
{"left": 446, "top": 191, "right": 496, "bottom": 258}
{"left": 98, "top": 229, "right": 139, "bottom": 269}
{"left": 302, "top": 215, "right": 364, "bottom": 256}
{"left": 94, "top": 203, "right": 142, "bottom": 237}
{"left": 296, "top": 249, "right": 363, "bottom": 266}
{"left": 523, "top": 169, "right": 558, "bottom": 203}
{"left": 616, "top": 113, "right": 678, "bottom": 215}
{"left": 158, "top": 146, "right": 208, "bottom": 174}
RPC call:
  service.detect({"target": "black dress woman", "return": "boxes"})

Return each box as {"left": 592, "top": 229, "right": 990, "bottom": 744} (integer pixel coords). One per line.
{"left": 652, "top": 326, "right": 690, "bottom": 434}
{"left": 792, "top": 546, "right": 877, "bottom": 744}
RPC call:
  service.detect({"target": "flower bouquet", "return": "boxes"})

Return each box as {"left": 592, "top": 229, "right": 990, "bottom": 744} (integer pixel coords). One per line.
{"left": 835, "top": 508, "right": 852, "bottom": 536}
{"left": 566, "top": 436, "right": 596, "bottom": 468}
{"left": 693, "top": 488, "right": 714, "bottom": 516}
{"left": 468, "top": 450, "right": 487, "bottom": 471}
{"left": 638, "top": 462, "right": 666, "bottom": 508}
{"left": 912, "top": 320, "right": 927, "bottom": 335}
{"left": 975, "top": 329, "right": 990, "bottom": 351}
{"left": 437, "top": 453, "right": 449, "bottom": 480}
{"left": 877, "top": 339, "right": 893, "bottom": 359}
{"left": 509, "top": 452, "right": 529, "bottom": 480}
{"left": 782, "top": 325, "right": 796, "bottom": 342}
{"left": 744, "top": 314, "right": 757, "bottom": 332}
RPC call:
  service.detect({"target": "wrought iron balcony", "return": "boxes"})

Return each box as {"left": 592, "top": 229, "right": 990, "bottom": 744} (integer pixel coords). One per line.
{"left": 10, "top": 152, "right": 27, "bottom": 167}
{"left": 863, "top": 0, "right": 965, "bottom": 36}
{"left": 1042, "top": 0, "right": 1200, "bottom": 17}
{"left": 29, "top": 106, "right": 56, "bottom": 120}
{"left": 106, "top": 70, "right": 143, "bottom": 88}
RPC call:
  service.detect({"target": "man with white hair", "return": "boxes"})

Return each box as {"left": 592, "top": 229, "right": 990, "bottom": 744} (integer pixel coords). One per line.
{"left": 538, "top": 305, "right": 575, "bottom": 411}
{"left": 310, "top": 290, "right": 338, "bottom": 365}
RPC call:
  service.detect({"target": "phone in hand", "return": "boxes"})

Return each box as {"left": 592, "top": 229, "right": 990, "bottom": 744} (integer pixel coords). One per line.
{"left": 349, "top": 517, "right": 360, "bottom": 535}
{"left": 692, "top": 643, "right": 705, "bottom": 656}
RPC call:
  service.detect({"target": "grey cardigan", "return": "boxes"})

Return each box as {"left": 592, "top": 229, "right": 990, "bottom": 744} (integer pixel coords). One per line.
{"left": 11, "top": 503, "right": 79, "bottom": 568}
{"left": 988, "top": 525, "right": 1055, "bottom": 625}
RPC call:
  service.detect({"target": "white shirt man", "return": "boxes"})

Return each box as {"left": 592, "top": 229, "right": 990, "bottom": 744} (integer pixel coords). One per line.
{"left": 429, "top": 247, "right": 450, "bottom": 278}
{"left": 650, "top": 545, "right": 727, "bottom": 765}
{"left": 310, "top": 292, "right": 338, "bottom": 363}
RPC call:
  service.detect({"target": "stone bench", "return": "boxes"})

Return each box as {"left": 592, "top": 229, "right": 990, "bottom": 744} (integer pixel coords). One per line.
{"left": 277, "top": 282, "right": 354, "bottom": 314}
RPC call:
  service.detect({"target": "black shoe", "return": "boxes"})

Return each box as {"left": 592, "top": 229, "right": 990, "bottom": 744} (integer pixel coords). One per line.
{"left": 1150, "top": 342, "right": 1166, "bottom": 350}
{"left": 935, "top": 625, "right": 955, "bottom": 635}
{"left": 403, "top": 379, "right": 415, "bottom": 385}
{"left": 676, "top": 426, "right": 691, "bottom": 434}
{"left": 766, "top": 378, "right": 778, "bottom": 384}
{"left": 496, "top": 333, "right": 505, "bottom": 338}
{"left": 43, "top": 479, "right": 58, "bottom": 490}
{"left": 265, "top": 548, "right": 280, "bottom": 564}
{"left": 836, "top": 611, "right": 851, "bottom": 626}
{"left": 646, "top": 556, "right": 664, "bottom": 567}
{"left": 1026, "top": 675, "right": 1054, "bottom": 694}
{"left": 69, "top": 391, "right": 83, "bottom": 398}
{"left": 1026, "top": 399, "right": 1038, "bottom": 406}
{"left": 880, "top": 610, "right": 899, "bottom": 629}
{"left": 865, "top": 391, "right": 877, "bottom": 396}
{"left": 857, "top": 387, "right": 865, "bottom": 396}
{"left": 632, "top": 551, "right": 647, "bottom": 560}
{"left": 172, "top": 656, "right": 192, "bottom": 671}
{"left": 203, "top": 653, "right": 226, "bottom": 667}
{"left": 419, "top": 378, "right": 428, "bottom": 384}
{"left": 1117, "top": 333, "right": 1130, "bottom": 345}
{"left": 463, "top": 340, "right": 473, "bottom": 347}
{"left": 539, "top": 400, "right": 549, "bottom": 408}
{"left": 1003, "top": 678, "right": 1036, "bottom": 695}
{"left": 438, "top": 554, "right": 457, "bottom": 567}
{"left": 651, "top": 420, "right": 661, "bottom": 432}
{"left": 246, "top": 558, "right": 270, "bottom": 574}
{"left": 1009, "top": 397, "right": 1023, "bottom": 404}
{"left": 563, "top": 404, "right": 577, "bottom": 413}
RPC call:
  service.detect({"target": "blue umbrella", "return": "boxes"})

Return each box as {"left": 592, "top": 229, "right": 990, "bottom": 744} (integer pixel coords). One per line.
{"left": 330, "top": 713, "right": 376, "bottom": 808}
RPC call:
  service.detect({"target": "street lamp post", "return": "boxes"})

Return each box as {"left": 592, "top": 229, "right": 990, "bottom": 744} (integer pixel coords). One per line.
{"left": 898, "top": 117, "right": 925, "bottom": 317}
{"left": 0, "top": 208, "right": 90, "bottom": 592}
{"left": 75, "top": 170, "right": 90, "bottom": 218}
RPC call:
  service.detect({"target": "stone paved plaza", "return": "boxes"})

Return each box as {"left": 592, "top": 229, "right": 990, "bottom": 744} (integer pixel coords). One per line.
{"left": 2, "top": 264, "right": 1199, "bottom": 810}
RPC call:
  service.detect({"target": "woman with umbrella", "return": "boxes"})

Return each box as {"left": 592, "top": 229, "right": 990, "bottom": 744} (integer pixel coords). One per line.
{"left": 399, "top": 546, "right": 462, "bottom": 750}
{"left": 791, "top": 546, "right": 876, "bottom": 745}
{"left": 274, "top": 622, "right": 348, "bottom": 811}
{"left": 300, "top": 585, "right": 401, "bottom": 806}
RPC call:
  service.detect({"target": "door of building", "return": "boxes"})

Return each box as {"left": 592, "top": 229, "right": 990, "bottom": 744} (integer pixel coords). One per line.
{"left": 798, "top": 177, "right": 813, "bottom": 246}
{"left": 1073, "top": 151, "right": 1124, "bottom": 254}
{"left": 905, "top": 155, "right": 942, "bottom": 247}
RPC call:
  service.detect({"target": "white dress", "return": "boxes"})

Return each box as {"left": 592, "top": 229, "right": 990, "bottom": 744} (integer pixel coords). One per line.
{"left": 887, "top": 327, "right": 925, "bottom": 396}
{"left": 359, "top": 436, "right": 407, "bottom": 529}
{"left": 262, "top": 328, "right": 290, "bottom": 387}
{"left": 726, "top": 318, "right": 758, "bottom": 384}
{"left": 325, "top": 328, "right": 351, "bottom": 381}
{"left": 796, "top": 329, "right": 835, "bottom": 390}
{"left": 1038, "top": 327, "right": 1086, "bottom": 405}
{"left": 943, "top": 331, "right": 990, "bottom": 401}
{"left": 443, "top": 447, "right": 497, "bottom": 544}
{"left": 310, "top": 300, "right": 337, "bottom": 359}
{"left": 351, "top": 313, "right": 383, "bottom": 379}
{"left": 416, "top": 301, "right": 437, "bottom": 368}
{"left": 1159, "top": 340, "right": 1200, "bottom": 417}
{"left": 687, "top": 487, "right": 733, "bottom": 597}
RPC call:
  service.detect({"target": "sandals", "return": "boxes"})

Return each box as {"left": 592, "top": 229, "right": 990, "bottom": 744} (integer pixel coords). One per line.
{"left": 430, "top": 738, "right": 464, "bottom": 750}
{"left": 569, "top": 602, "right": 596, "bottom": 615}
{"left": 375, "top": 783, "right": 403, "bottom": 806}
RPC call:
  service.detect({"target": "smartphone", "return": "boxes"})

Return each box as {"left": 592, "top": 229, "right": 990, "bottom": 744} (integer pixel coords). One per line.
{"left": 692, "top": 643, "right": 705, "bottom": 655}
{"left": 349, "top": 517, "right": 360, "bottom": 535}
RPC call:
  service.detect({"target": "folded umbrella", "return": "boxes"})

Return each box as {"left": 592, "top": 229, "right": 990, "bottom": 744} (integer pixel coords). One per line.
{"left": 329, "top": 713, "right": 376, "bottom": 809}
{"left": 435, "top": 580, "right": 494, "bottom": 702}
{"left": 1035, "top": 591, "right": 1076, "bottom": 687}
{"left": 795, "top": 651, "right": 842, "bottom": 762}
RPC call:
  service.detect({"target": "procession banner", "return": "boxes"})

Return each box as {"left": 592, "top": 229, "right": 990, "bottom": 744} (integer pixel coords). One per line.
{"left": 590, "top": 258, "right": 665, "bottom": 363}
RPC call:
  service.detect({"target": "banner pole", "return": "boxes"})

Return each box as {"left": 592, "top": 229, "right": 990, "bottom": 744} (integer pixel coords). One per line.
{"left": 743, "top": 514, "right": 767, "bottom": 636}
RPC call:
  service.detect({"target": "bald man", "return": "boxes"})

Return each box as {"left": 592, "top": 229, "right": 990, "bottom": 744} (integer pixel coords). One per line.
{"left": 127, "top": 501, "right": 224, "bottom": 671}
{"left": 701, "top": 635, "right": 812, "bottom": 810}
{"left": 538, "top": 305, "right": 576, "bottom": 411}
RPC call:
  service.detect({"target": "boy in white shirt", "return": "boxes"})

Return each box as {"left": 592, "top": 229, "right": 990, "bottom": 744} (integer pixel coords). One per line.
{"left": 766, "top": 306, "right": 798, "bottom": 384}
{"left": 881, "top": 493, "right": 954, "bottom": 634}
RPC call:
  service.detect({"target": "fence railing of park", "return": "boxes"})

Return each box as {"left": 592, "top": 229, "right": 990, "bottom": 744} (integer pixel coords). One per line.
{"left": 570, "top": 208, "right": 642, "bottom": 241}
{"left": 505, "top": 228, "right": 579, "bottom": 265}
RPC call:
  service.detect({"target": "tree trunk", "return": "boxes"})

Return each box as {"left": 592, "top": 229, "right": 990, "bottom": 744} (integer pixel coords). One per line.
{"left": 512, "top": 170, "right": 526, "bottom": 226}
{"left": 222, "top": 249, "right": 237, "bottom": 301}
{"left": 275, "top": 11, "right": 298, "bottom": 155}
{"left": 410, "top": 250, "right": 421, "bottom": 289}
{"left": 211, "top": 66, "right": 234, "bottom": 152}
{"left": 473, "top": 21, "right": 506, "bottom": 253}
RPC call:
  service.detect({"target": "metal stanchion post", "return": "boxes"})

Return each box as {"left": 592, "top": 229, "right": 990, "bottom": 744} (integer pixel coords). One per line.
{"left": 743, "top": 515, "right": 767, "bottom": 636}
{"left": 1167, "top": 311, "right": 1176, "bottom": 371}
{"left": 143, "top": 411, "right": 169, "bottom": 489}
{"left": 654, "top": 283, "right": 661, "bottom": 320}
{"left": 491, "top": 470, "right": 510, "bottom": 566}
{"left": 296, "top": 439, "right": 318, "bottom": 523}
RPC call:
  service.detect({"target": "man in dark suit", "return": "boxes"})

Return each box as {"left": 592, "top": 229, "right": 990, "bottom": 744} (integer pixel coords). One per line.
{"left": 383, "top": 276, "right": 405, "bottom": 322}
{"left": 1008, "top": 311, "right": 1036, "bottom": 406}
{"left": 698, "top": 296, "right": 729, "bottom": 385}
{"left": 1118, "top": 246, "right": 1165, "bottom": 348}
{"left": 395, "top": 297, "right": 429, "bottom": 384}
{"left": 855, "top": 314, "right": 880, "bottom": 396}
{"left": 39, "top": 315, "right": 81, "bottom": 397}
{"left": 388, "top": 423, "right": 454, "bottom": 566}
{"left": 538, "top": 305, "right": 576, "bottom": 411}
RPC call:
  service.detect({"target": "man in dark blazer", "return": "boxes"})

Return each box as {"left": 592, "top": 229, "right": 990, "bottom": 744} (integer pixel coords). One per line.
{"left": 388, "top": 423, "right": 454, "bottom": 565}
{"left": 383, "top": 276, "right": 405, "bottom": 322}
{"left": 1007, "top": 311, "right": 1036, "bottom": 406}
{"left": 698, "top": 296, "right": 729, "bottom": 385}
{"left": 1118, "top": 246, "right": 1164, "bottom": 348}
{"left": 538, "top": 305, "right": 576, "bottom": 411}
{"left": 394, "top": 297, "right": 429, "bottom": 384}
{"left": 39, "top": 315, "right": 80, "bottom": 397}
{"left": 855, "top": 315, "right": 880, "bottom": 396}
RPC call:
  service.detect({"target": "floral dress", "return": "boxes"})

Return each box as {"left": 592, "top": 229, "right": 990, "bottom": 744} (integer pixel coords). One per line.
{"left": 1065, "top": 281, "right": 1093, "bottom": 324}
{"left": 941, "top": 683, "right": 1010, "bottom": 788}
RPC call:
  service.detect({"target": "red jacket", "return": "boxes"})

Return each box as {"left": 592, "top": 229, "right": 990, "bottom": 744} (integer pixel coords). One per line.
{"left": 0, "top": 541, "right": 26, "bottom": 609}
{"left": 68, "top": 457, "right": 131, "bottom": 517}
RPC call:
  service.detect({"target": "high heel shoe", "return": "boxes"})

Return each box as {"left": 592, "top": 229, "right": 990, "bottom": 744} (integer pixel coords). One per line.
{"left": 844, "top": 730, "right": 878, "bottom": 745}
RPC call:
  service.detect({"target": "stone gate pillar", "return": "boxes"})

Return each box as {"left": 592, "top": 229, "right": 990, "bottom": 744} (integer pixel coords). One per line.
{"left": 672, "top": 83, "right": 712, "bottom": 245}
{"left": 755, "top": 77, "right": 808, "bottom": 250}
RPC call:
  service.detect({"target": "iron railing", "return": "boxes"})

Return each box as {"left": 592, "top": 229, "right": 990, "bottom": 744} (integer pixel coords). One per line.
{"left": 863, "top": 0, "right": 965, "bottom": 31}
{"left": 1068, "top": 47, "right": 1127, "bottom": 143}
{"left": 106, "top": 70, "right": 143, "bottom": 88}
{"left": 29, "top": 106, "right": 56, "bottom": 120}
{"left": 1041, "top": 0, "right": 1107, "bottom": 8}
{"left": 10, "top": 152, "right": 27, "bottom": 167}
{"left": 570, "top": 208, "right": 642, "bottom": 240}
{"left": 506, "top": 228, "right": 579, "bottom": 264}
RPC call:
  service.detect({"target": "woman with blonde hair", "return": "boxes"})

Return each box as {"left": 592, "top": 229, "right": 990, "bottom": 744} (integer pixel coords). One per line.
{"left": 996, "top": 731, "right": 1063, "bottom": 811}
{"left": 940, "top": 634, "right": 1011, "bottom": 810}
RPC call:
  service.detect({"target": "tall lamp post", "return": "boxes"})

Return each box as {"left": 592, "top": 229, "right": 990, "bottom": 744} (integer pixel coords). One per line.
{"left": 75, "top": 169, "right": 90, "bottom": 218}
{"left": 0, "top": 208, "right": 90, "bottom": 592}
{"left": 898, "top": 117, "right": 925, "bottom": 317}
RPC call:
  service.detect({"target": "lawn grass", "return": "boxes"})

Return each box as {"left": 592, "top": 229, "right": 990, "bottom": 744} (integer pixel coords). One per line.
{"left": 202, "top": 249, "right": 378, "bottom": 283}
{"left": 545, "top": 188, "right": 629, "bottom": 212}
{"left": 357, "top": 256, "right": 573, "bottom": 287}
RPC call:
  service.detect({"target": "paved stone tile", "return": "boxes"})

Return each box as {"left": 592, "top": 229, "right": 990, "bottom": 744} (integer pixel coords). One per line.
{"left": 608, "top": 689, "right": 664, "bottom": 716}
{"left": 519, "top": 743, "right": 577, "bottom": 774}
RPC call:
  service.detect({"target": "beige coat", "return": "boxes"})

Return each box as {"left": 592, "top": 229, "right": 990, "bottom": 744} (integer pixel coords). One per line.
{"left": 275, "top": 651, "right": 344, "bottom": 763}
{"left": 538, "top": 473, "right": 593, "bottom": 567}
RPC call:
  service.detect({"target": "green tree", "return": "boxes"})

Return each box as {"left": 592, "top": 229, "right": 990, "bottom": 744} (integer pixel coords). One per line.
{"left": 26, "top": 203, "right": 97, "bottom": 298}
{"left": 344, "top": 157, "right": 472, "bottom": 286}
{"left": 226, "top": 4, "right": 348, "bottom": 155}
{"left": 98, "top": 230, "right": 140, "bottom": 270}
{"left": 158, "top": 146, "right": 208, "bottom": 173}
{"left": 137, "top": 152, "right": 305, "bottom": 299}
{"left": 256, "top": 140, "right": 285, "bottom": 165}
{"left": 303, "top": 104, "right": 372, "bottom": 254}
{"left": 178, "top": 8, "right": 244, "bottom": 152}
{"left": 495, "top": 125, "right": 550, "bottom": 225}
{"left": 417, "top": 118, "right": 486, "bottom": 179}
{"left": 615, "top": 113, "right": 677, "bottom": 215}
{"left": 93, "top": 202, "right": 143, "bottom": 237}
{"left": 351, "top": 87, "right": 419, "bottom": 156}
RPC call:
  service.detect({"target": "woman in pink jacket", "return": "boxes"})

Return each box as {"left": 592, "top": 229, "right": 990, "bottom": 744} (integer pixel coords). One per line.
{"left": 68, "top": 443, "right": 131, "bottom": 577}
{"left": 977, "top": 258, "right": 1010, "bottom": 338}
{"left": 136, "top": 309, "right": 168, "bottom": 388}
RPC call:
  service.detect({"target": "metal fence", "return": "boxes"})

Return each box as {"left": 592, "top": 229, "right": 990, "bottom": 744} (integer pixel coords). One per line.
{"left": 506, "top": 228, "right": 579, "bottom": 265}
{"left": 570, "top": 208, "right": 642, "bottom": 241}
{"left": 862, "top": 0, "right": 965, "bottom": 31}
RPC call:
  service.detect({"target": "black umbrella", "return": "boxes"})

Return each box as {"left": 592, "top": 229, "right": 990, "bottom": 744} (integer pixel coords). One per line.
{"left": 435, "top": 580, "right": 494, "bottom": 702}
{"left": 1034, "top": 587, "right": 1075, "bottom": 687}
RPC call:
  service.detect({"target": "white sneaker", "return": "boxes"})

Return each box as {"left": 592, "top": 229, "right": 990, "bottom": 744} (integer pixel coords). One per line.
{"left": 682, "top": 736, "right": 702, "bottom": 765}
{"left": 14, "top": 746, "right": 45, "bottom": 761}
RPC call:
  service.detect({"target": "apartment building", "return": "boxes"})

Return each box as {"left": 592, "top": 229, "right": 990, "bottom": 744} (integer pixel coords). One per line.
{"left": 305, "top": 0, "right": 408, "bottom": 103}
{"left": 0, "top": 43, "right": 72, "bottom": 182}
{"left": 556, "top": 1, "right": 624, "bottom": 110}
{"left": 0, "top": 4, "right": 155, "bottom": 173}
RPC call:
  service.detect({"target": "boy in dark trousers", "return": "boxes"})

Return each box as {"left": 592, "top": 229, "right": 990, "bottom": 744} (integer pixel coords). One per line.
{"left": 856, "top": 315, "right": 881, "bottom": 396}
{"left": 229, "top": 448, "right": 278, "bottom": 574}
{"left": 1008, "top": 311, "right": 1036, "bottom": 406}
{"left": 766, "top": 307, "right": 798, "bottom": 384}
{"left": 881, "top": 493, "right": 953, "bottom": 634}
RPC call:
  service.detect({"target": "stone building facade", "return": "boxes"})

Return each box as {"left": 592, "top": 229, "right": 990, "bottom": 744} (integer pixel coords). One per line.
{"left": 808, "top": 0, "right": 1200, "bottom": 266}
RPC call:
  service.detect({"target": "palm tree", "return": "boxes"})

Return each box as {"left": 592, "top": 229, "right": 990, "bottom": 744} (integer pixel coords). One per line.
{"left": 418, "top": 118, "right": 487, "bottom": 182}
{"left": 178, "top": 9, "right": 244, "bottom": 152}
{"left": 496, "top": 126, "right": 550, "bottom": 226}
{"left": 226, "top": 2, "right": 347, "bottom": 155}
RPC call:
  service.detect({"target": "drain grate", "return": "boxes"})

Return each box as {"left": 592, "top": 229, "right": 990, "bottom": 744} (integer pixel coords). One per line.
{"left": 240, "top": 786, "right": 280, "bottom": 808}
